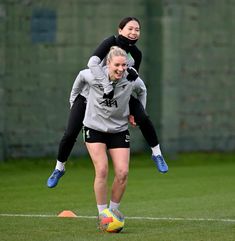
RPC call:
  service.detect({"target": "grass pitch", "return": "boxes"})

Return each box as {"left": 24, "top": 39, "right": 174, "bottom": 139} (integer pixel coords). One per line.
{"left": 0, "top": 152, "right": 235, "bottom": 241}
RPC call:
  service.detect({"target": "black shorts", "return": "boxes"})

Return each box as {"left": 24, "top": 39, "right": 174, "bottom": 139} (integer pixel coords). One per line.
{"left": 83, "top": 126, "right": 130, "bottom": 149}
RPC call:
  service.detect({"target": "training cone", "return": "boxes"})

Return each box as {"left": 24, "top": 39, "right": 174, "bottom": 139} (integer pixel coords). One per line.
{"left": 58, "top": 210, "right": 77, "bottom": 218}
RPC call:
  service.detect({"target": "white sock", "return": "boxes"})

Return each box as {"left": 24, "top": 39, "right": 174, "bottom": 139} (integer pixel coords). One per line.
{"left": 97, "top": 204, "right": 108, "bottom": 214}
{"left": 151, "top": 144, "right": 162, "bottom": 156}
{"left": 109, "top": 200, "right": 120, "bottom": 210}
{"left": 55, "top": 160, "right": 65, "bottom": 171}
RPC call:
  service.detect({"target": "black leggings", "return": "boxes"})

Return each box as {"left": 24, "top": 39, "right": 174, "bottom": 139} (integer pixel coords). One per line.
{"left": 129, "top": 96, "right": 159, "bottom": 147}
{"left": 57, "top": 94, "right": 159, "bottom": 162}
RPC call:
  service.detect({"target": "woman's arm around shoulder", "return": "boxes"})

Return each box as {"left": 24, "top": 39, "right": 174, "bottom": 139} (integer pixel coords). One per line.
{"left": 129, "top": 45, "right": 142, "bottom": 72}
{"left": 132, "top": 77, "right": 147, "bottom": 108}
{"left": 69, "top": 69, "right": 90, "bottom": 107}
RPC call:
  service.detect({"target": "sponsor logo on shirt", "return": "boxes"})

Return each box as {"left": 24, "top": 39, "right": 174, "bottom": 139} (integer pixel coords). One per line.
{"left": 99, "top": 99, "right": 118, "bottom": 108}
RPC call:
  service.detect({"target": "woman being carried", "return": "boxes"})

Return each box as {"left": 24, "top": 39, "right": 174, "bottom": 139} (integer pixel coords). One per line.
{"left": 47, "top": 17, "right": 168, "bottom": 189}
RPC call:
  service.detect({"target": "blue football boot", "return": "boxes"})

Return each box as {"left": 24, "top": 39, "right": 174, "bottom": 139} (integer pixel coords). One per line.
{"left": 152, "top": 155, "right": 168, "bottom": 173}
{"left": 47, "top": 169, "right": 65, "bottom": 188}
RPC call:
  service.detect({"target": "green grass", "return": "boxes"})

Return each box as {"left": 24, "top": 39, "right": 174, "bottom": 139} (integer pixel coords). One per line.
{"left": 0, "top": 152, "right": 235, "bottom": 241}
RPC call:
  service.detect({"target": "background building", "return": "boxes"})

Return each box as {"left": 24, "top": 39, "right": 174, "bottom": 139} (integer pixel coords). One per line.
{"left": 0, "top": 0, "right": 234, "bottom": 160}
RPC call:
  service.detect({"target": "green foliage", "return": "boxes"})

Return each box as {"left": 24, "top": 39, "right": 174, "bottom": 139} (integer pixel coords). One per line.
{"left": 0, "top": 152, "right": 235, "bottom": 241}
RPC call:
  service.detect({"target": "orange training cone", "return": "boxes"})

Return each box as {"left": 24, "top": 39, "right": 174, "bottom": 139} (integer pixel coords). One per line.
{"left": 58, "top": 210, "right": 77, "bottom": 218}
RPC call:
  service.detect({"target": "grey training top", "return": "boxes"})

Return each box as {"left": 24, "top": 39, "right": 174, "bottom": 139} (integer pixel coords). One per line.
{"left": 69, "top": 67, "right": 147, "bottom": 133}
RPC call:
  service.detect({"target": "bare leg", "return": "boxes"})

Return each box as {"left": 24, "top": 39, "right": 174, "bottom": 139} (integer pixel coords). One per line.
{"left": 86, "top": 142, "right": 108, "bottom": 205}
{"left": 109, "top": 148, "right": 130, "bottom": 203}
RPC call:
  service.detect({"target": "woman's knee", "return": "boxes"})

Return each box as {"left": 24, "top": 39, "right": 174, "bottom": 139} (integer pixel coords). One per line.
{"left": 96, "top": 165, "right": 108, "bottom": 179}
{"left": 129, "top": 97, "right": 149, "bottom": 124}
{"left": 116, "top": 169, "right": 129, "bottom": 184}
{"left": 135, "top": 111, "right": 149, "bottom": 125}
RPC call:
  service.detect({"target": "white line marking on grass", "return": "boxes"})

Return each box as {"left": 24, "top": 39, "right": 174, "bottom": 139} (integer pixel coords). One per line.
{"left": 0, "top": 213, "right": 95, "bottom": 219}
{"left": 126, "top": 216, "right": 235, "bottom": 223}
{"left": 0, "top": 213, "right": 234, "bottom": 223}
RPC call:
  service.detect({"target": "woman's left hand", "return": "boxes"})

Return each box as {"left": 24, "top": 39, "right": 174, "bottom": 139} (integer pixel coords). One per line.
{"left": 128, "top": 115, "right": 136, "bottom": 127}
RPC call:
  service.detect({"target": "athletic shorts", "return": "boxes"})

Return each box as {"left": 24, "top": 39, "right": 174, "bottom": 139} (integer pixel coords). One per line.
{"left": 83, "top": 126, "right": 130, "bottom": 149}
